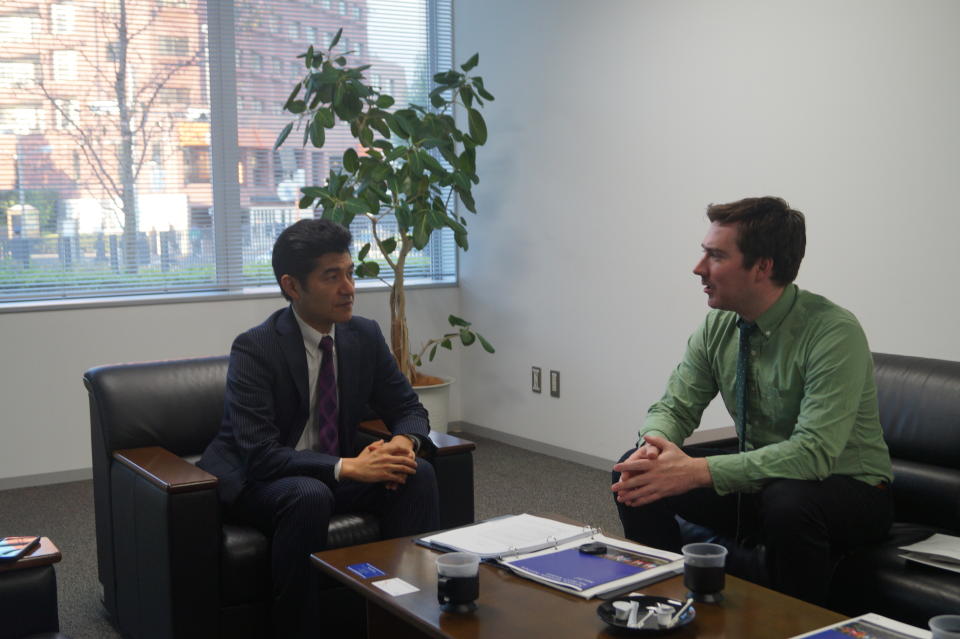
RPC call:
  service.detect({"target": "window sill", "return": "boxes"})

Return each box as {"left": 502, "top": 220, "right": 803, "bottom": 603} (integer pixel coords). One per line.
{"left": 0, "top": 276, "right": 457, "bottom": 314}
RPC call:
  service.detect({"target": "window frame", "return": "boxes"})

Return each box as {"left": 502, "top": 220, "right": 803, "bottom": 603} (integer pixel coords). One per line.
{"left": 0, "top": 0, "right": 459, "bottom": 312}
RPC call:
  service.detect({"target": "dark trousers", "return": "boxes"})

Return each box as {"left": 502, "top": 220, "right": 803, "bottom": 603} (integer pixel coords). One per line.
{"left": 613, "top": 446, "right": 893, "bottom": 605}
{"left": 230, "top": 460, "right": 439, "bottom": 639}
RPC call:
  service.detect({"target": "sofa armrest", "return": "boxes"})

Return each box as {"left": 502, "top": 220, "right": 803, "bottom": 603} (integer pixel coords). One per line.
{"left": 113, "top": 446, "right": 218, "bottom": 494}
{"left": 359, "top": 420, "right": 477, "bottom": 457}
{"left": 360, "top": 420, "right": 476, "bottom": 529}
{"left": 683, "top": 426, "right": 738, "bottom": 449}
{"left": 110, "top": 446, "right": 220, "bottom": 639}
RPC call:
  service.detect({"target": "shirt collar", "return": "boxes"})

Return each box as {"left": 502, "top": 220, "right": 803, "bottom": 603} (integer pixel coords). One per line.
{"left": 291, "top": 307, "right": 335, "bottom": 352}
{"left": 751, "top": 283, "right": 798, "bottom": 336}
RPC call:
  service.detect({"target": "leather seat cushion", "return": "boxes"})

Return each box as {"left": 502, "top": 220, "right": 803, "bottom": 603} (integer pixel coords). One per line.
{"left": 220, "top": 514, "right": 380, "bottom": 606}
{"left": 829, "top": 523, "right": 960, "bottom": 626}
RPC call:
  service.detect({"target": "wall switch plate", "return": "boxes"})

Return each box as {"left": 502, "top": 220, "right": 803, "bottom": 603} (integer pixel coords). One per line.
{"left": 550, "top": 370, "right": 560, "bottom": 397}
{"left": 531, "top": 366, "right": 542, "bottom": 393}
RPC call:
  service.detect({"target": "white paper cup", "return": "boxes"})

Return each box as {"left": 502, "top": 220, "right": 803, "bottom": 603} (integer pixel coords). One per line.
{"left": 930, "top": 615, "right": 960, "bottom": 639}
{"left": 436, "top": 552, "right": 480, "bottom": 578}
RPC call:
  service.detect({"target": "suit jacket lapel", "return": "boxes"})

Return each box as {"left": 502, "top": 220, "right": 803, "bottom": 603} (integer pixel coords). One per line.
{"left": 276, "top": 306, "right": 309, "bottom": 427}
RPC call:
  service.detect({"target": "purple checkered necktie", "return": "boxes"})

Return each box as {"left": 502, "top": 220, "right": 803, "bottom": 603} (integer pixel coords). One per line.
{"left": 315, "top": 335, "right": 339, "bottom": 455}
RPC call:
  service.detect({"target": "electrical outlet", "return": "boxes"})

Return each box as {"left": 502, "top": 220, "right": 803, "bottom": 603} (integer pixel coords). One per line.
{"left": 531, "top": 366, "right": 542, "bottom": 393}
{"left": 550, "top": 370, "right": 560, "bottom": 397}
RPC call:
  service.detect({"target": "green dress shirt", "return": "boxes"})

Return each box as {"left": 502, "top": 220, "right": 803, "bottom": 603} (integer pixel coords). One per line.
{"left": 639, "top": 284, "right": 893, "bottom": 495}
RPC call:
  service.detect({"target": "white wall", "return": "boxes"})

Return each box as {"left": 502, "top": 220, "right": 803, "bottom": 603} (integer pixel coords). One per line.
{"left": 454, "top": 0, "right": 960, "bottom": 464}
{"left": 0, "top": 287, "right": 461, "bottom": 483}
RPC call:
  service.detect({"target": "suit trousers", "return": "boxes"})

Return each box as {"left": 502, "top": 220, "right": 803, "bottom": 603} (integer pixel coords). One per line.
{"left": 230, "top": 459, "right": 439, "bottom": 639}
{"left": 613, "top": 446, "right": 893, "bottom": 605}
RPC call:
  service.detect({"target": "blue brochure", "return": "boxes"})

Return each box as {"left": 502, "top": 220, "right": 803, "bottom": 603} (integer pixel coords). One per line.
{"left": 502, "top": 536, "right": 680, "bottom": 597}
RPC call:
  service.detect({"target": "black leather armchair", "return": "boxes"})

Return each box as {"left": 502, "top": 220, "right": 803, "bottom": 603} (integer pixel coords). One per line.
{"left": 679, "top": 352, "right": 960, "bottom": 625}
{"left": 84, "top": 356, "right": 476, "bottom": 639}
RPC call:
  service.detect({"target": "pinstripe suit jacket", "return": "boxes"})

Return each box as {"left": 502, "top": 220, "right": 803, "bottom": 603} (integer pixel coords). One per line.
{"left": 198, "top": 306, "right": 431, "bottom": 504}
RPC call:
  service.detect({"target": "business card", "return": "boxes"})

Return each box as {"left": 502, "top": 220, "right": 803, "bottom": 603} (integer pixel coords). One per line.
{"left": 347, "top": 562, "right": 386, "bottom": 579}
{"left": 373, "top": 577, "right": 419, "bottom": 596}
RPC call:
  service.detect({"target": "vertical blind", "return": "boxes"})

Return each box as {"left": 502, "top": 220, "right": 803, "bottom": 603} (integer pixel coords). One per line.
{"left": 0, "top": 0, "right": 455, "bottom": 304}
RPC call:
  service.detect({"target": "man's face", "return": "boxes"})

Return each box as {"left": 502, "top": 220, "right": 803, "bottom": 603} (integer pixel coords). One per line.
{"left": 692, "top": 222, "right": 764, "bottom": 315}
{"left": 283, "top": 251, "right": 355, "bottom": 332}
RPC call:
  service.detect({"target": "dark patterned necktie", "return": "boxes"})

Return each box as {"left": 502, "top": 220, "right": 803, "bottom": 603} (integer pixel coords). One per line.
{"left": 735, "top": 321, "right": 755, "bottom": 453}
{"left": 316, "top": 335, "right": 339, "bottom": 455}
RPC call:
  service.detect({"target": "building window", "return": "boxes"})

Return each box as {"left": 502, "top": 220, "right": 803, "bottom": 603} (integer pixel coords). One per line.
{"left": 0, "top": 13, "right": 38, "bottom": 43}
{"left": 159, "top": 36, "right": 190, "bottom": 57}
{"left": 0, "top": 60, "right": 37, "bottom": 88}
{"left": 50, "top": 3, "right": 76, "bottom": 35}
{"left": 53, "top": 98, "right": 80, "bottom": 129}
{"left": 52, "top": 50, "right": 78, "bottom": 82}
{"left": 0, "top": 105, "right": 41, "bottom": 132}
{"left": 183, "top": 146, "right": 211, "bottom": 183}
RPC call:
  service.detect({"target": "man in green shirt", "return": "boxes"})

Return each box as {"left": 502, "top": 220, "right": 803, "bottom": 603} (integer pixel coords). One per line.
{"left": 611, "top": 196, "right": 893, "bottom": 604}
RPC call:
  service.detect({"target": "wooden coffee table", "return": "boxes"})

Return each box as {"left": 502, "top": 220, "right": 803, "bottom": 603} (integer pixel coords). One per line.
{"left": 312, "top": 532, "right": 845, "bottom": 639}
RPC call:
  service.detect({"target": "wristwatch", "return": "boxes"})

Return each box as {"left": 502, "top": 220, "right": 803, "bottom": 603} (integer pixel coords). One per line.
{"left": 402, "top": 434, "right": 421, "bottom": 453}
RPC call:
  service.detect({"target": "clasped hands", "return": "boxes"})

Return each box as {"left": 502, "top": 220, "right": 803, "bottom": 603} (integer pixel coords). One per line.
{"left": 611, "top": 435, "right": 712, "bottom": 507}
{"left": 340, "top": 435, "right": 417, "bottom": 490}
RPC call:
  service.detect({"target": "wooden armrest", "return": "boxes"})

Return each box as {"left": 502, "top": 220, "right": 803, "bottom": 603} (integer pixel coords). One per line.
{"left": 683, "top": 426, "right": 738, "bottom": 447}
{"left": 113, "top": 446, "right": 219, "bottom": 494}
{"left": 359, "top": 420, "right": 476, "bottom": 457}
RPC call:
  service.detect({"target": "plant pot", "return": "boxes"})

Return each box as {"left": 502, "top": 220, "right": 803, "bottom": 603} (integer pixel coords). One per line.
{"left": 414, "top": 376, "right": 455, "bottom": 434}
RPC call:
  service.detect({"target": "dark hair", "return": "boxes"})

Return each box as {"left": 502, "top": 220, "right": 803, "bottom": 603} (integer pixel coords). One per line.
{"left": 272, "top": 219, "right": 352, "bottom": 301}
{"left": 706, "top": 196, "right": 806, "bottom": 286}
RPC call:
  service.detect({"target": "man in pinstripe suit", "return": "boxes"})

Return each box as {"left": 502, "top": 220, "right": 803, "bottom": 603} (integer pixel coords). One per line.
{"left": 199, "top": 219, "right": 439, "bottom": 638}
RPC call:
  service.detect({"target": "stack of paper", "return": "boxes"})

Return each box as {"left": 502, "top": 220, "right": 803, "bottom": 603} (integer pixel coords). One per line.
{"left": 899, "top": 533, "right": 960, "bottom": 574}
{"left": 417, "top": 514, "right": 683, "bottom": 598}
{"left": 789, "top": 613, "right": 930, "bottom": 638}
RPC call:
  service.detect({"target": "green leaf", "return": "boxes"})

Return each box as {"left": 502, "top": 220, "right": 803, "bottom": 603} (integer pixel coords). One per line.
{"left": 454, "top": 231, "right": 469, "bottom": 250}
{"left": 376, "top": 94, "right": 395, "bottom": 108}
{"left": 448, "top": 314, "right": 470, "bottom": 327}
{"left": 458, "top": 188, "right": 476, "bottom": 213}
{"left": 358, "top": 125, "right": 374, "bottom": 148}
{"left": 473, "top": 76, "right": 495, "bottom": 101}
{"left": 344, "top": 199, "right": 367, "bottom": 216}
{"left": 476, "top": 333, "right": 495, "bottom": 353}
{"left": 460, "top": 53, "right": 479, "bottom": 72}
{"left": 305, "top": 47, "right": 314, "bottom": 68}
{"left": 343, "top": 148, "right": 359, "bottom": 173}
{"left": 467, "top": 108, "right": 487, "bottom": 145}
{"left": 381, "top": 237, "right": 397, "bottom": 255}
{"left": 317, "top": 107, "right": 335, "bottom": 128}
{"left": 441, "top": 338, "right": 452, "bottom": 350}
{"left": 413, "top": 353, "right": 423, "bottom": 367}
{"left": 429, "top": 344, "right": 438, "bottom": 361}
{"left": 298, "top": 194, "right": 315, "bottom": 209}
{"left": 395, "top": 205, "right": 411, "bottom": 230}
{"left": 355, "top": 261, "right": 380, "bottom": 278}
{"left": 288, "top": 100, "right": 307, "bottom": 115}
{"left": 309, "top": 118, "right": 325, "bottom": 147}
{"left": 330, "top": 28, "right": 343, "bottom": 49}
{"left": 428, "top": 207, "right": 446, "bottom": 229}
{"left": 421, "top": 152, "right": 444, "bottom": 174}
{"left": 358, "top": 243, "right": 370, "bottom": 261}
{"left": 459, "top": 329, "right": 476, "bottom": 346}
{"left": 274, "top": 122, "right": 293, "bottom": 151}
{"left": 284, "top": 82, "right": 302, "bottom": 110}
{"left": 413, "top": 215, "right": 429, "bottom": 250}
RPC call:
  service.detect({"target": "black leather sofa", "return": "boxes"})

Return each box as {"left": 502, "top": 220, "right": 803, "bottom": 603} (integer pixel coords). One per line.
{"left": 84, "top": 356, "right": 476, "bottom": 639}
{"left": 681, "top": 352, "right": 960, "bottom": 626}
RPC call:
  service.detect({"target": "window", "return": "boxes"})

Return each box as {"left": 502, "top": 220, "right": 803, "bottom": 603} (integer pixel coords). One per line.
{"left": 53, "top": 98, "right": 79, "bottom": 129}
{"left": 50, "top": 3, "right": 75, "bottom": 35}
{"left": 183, "top": 146, "right": 211, "bottom": 183}
{"left": 159, "top": 36, "right": 189, "bottom": 57}
{"left": 0, "top": 13, "right": 38, "bottom": 43}
{"left": 0, "top": 60, "right": 37, "bottom": 88}
{"left": 0, "top": 0, "right": 455, "bottom": 305}
{"left": 0, "top": 105, "right": 42, "bottom": 132}
{"left": 52, "top": 50, "right": 78, "bottom": 82}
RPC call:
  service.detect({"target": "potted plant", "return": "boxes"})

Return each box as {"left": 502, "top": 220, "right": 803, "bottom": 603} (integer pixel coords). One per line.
{"left": 275, "top": 29, "right": 494, "bottom": 427}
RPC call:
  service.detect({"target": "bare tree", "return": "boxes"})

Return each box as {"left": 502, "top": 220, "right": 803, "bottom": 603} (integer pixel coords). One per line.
{"left": 38, "top": 0, "right": 202, "bottom": 273}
